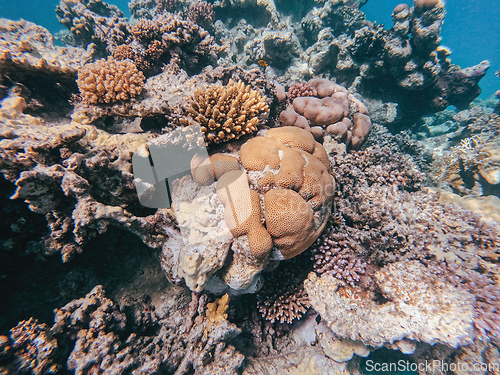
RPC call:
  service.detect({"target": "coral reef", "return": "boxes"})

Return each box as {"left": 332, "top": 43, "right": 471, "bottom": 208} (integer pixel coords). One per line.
{"left": 162, "top": 126, "right": 334, "bottom": 293}
{"left": 305, "top": 262, "right": 475, "bottom": 348}
{"left": 0, "top": 0, "right": 498, "bottom": 372}
{"left": 55, "top": 0, "right": 129, "bottom": 54}
{"left": 0, "top": 285, "right": 244, "bottom": 374}
{"left": 279, "top": 78, "right": 372, "bottom": 148}
{"left": 0, "top": 92, "right": 173, "bottom": 261}
{"left": 431, "top": 113, "right": 500, "bottom": 197}
{"left": 188, "top": 79, "right": 270, "bottom": 145}
{"left": 113, "top": 11, "right": 224, "bottom": 76}
{"left": 0, "top": 19, "right": 90, "bottom": 114}
{"left": 76, "top": 57, "right": 146, "bottom": 104}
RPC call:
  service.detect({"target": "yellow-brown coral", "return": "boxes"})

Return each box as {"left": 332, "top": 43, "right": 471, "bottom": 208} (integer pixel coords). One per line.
{"left": 188, "top": 79, "right": 269, "bottom": 145}
{"left": 76, "top": 57, "right": 145, "bottom": 104}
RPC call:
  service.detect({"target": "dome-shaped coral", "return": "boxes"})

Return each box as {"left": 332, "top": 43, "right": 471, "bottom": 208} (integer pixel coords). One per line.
{"left": 76, "top": 57, "right": 145, "bottom": 104}
{"left": 180, "top": 126, "right": 334, "bottom": 292}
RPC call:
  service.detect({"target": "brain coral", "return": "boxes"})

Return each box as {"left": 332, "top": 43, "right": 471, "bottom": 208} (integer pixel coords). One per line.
{"left": 76, "top": 58, "right": 146, "bottom": 104}
{"left": 167, "top": 126, "right": 334, "bottom": 292}
{"left": 188, "top": 79, "right": 270, "bottom": 145}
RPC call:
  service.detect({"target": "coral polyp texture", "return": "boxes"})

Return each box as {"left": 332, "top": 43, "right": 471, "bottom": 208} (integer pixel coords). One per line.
{"left": 163, "top": 126, "right": 334, "bottom": 293}
{"left": 280, "top": 78, "right": 372, "bottom": 149}
{"left": 188, "top": 79, "right": 270, "bottom": 145}
{"left": 76, "top": 57, "right": 146, "bottom": 104}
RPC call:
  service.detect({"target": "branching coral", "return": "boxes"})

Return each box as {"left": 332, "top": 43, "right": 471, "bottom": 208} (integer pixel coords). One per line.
{"left": 55, "top": 0, "right": 128, "bottom": 53}
{"left": 286, "top": 81, "right": 315, "bottom": 102}
{"left": 76, "top": 57, "right": 146, "bottom": 104}
{"left": 188, "top": 79, "right": 270, "bottom": 145}
{"left": 311, "top": 230, "right": 367, "bottom": 287}
{"left": 0, "top": 318, "right": 60, "bottom": 374}
{"left": 155, "top": 0, "right": 182, "bottom": 14}
{"left": 113, "top": 11, "right": 223, "bottom": 76}
{"left": 188, "top": 1, "right": 214, "bottom": 30}
{"left": 256, "top": 253, "right": 312, "bottom": 324}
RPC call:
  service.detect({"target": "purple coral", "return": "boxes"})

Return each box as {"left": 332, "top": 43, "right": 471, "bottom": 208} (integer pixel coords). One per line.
{"left": 311, "top": 230, "right": 367, "bottom": 287}
{"left": 286, "top": 81, "right": 315, "bottom": 101}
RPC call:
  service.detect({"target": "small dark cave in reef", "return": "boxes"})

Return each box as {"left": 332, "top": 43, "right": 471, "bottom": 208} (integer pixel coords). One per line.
{"left": 0, "top": 174, "right": 161, "bottom": 333}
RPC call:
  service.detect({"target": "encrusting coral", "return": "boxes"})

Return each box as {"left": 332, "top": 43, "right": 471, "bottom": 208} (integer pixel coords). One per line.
{"left": 76, "top": 57, "right": 146, "bottom": 104}
{"left": 188, "top": 79, "right": 270, "bottom": 145}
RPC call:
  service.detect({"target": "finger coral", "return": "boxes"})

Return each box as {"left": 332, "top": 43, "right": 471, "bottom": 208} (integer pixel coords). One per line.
{"left": 76, "top": 57, "right": 146, "bottom": 104}
{"left": 188, "top": 79, "right": 270, "bottom": 146}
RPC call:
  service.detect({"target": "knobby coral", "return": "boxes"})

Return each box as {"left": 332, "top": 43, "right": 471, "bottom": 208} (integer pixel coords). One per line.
{"left": 76, "top": 57, "right": 146, "bottom": 104}
{"left": 164, "top": 126, "right": 334, "bottom": 293}
{"left": 280, "top": 78, "right": 372, "bottom": 149}
{"left": 188, "top": 79, "right": 270, "bottom": 145}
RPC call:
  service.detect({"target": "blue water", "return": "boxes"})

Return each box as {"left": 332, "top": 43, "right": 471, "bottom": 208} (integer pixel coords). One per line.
{"left": 0, "top": 0, "right": 498, "bottom": 96}
{"left": 362, "top": 0, "right": 499, "bottom": 99}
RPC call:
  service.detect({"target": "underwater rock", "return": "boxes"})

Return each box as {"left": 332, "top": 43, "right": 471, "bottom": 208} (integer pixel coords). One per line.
{"left": 0, "top": 19, "right": 90, "bottom": 113}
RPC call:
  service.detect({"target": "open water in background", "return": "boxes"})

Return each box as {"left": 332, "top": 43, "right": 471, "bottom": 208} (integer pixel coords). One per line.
{"left": 0, "top": 0, "right": 498, "bottom": 99}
